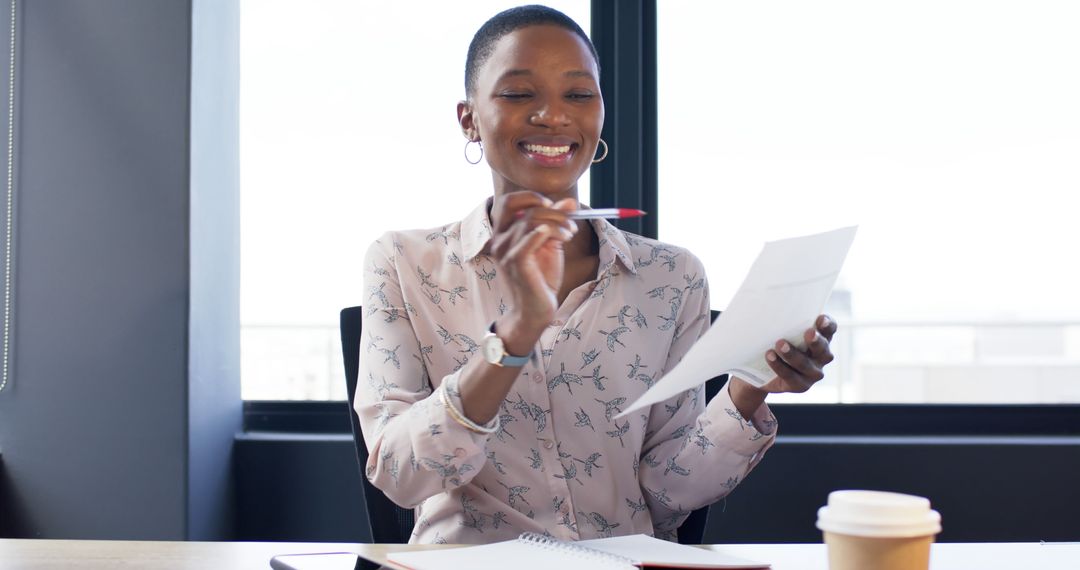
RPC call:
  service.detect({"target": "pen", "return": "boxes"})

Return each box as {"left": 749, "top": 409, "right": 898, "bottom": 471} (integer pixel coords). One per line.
{"left": 514, "top": 208, "right": 646, "bottom": 221}
{"left": 569, "top": 208, "right": 647, "bottom": 220}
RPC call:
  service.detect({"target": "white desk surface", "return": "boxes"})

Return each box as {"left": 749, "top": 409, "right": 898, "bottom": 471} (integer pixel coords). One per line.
{"left": 717, "top": 542, "right": 1080, "bottom": 569}
{"left": 1, "top": 538, "right": 1077, "bottom": 569}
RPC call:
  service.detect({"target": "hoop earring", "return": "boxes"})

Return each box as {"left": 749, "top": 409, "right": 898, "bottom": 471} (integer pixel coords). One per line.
{"left": 464, "top": 140, "right": 484, "bottom": 165}
{"left": 592, "top": 138, "right": 609, "bottom": 164}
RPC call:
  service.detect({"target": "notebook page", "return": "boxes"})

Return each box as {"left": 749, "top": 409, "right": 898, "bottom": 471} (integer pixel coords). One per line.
{"left": 387, "top": 538, "right": 635, "bottom": 570}
{"left": 576, "top": 535, "right": 770, "bottom": 569}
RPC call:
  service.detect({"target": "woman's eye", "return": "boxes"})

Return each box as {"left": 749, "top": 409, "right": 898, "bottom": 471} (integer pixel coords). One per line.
{"left": 567, "top": 92, "right": 595, "bottom": 100}
{"left": 500, "top": 92, "right": 532, "bottom": 100}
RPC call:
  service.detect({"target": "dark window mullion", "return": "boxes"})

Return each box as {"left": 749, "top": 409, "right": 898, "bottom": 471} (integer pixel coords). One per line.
{"left": 590, "top": 0, "right": 658, "bottom": 239}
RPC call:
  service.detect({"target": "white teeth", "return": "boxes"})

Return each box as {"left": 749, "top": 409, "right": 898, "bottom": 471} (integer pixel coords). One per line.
{"left": 523, "top": 143, "right": 571, "bottom": 157}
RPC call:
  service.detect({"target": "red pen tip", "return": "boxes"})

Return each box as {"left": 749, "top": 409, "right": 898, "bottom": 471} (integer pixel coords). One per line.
{"left": 617, "top": 208, "right": 647, "bottom": 218}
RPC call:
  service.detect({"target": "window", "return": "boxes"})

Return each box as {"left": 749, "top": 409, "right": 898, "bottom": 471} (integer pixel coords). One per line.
{"left": 658, "top": 0, "right": 1080, "bottom": 403}
{"left": 240, "top": 1, "right": 591, "bottom": 399}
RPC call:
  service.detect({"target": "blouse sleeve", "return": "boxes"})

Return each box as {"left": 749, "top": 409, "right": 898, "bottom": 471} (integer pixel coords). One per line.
{"left": 354, "top": 234, "right": 492, "bottom": 508}
{"left": 636, "top": 253, "right": 777, "bottom": 535}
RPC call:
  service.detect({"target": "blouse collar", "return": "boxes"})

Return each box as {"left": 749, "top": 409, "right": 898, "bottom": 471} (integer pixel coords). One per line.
{"left": 460, "top": 199, "right": 639, "bottom": 276}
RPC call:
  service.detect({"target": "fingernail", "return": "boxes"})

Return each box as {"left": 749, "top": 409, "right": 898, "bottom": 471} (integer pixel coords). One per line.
{"left": 766, "top": 351, "right": 777, "bottom": 362}
{"left": 780, "top": 343, "right": 790, "bottom": 353}
{"left": 537, "top": 225, "right": 552, "bottom": 235}
{"left": 821, "top": 316, "right": 830, "bottom": 327}
{"left": 560, "top": 228, "right": 574, "bottom": 240}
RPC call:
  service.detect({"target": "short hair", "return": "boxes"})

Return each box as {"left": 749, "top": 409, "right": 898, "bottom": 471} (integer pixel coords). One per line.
{"left": 465, "top": 5, "right": 600, "bottom": 97}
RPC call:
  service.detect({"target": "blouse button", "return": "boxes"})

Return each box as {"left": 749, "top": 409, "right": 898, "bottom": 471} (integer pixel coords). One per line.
{"left": 542, "top": 439, "right": 554, "bottom": 450}
{"left": 559, "top": 502, "right": 570, "bottom": 514}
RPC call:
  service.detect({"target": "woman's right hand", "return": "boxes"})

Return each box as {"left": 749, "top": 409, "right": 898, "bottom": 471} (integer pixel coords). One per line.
{"left": 488, "top": 192, "right": 577, "bottom": 347}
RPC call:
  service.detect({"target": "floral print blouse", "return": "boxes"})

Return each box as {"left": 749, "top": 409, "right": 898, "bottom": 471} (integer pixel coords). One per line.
{"left": 356, "top": 200, "right": 776, "bottom": 544}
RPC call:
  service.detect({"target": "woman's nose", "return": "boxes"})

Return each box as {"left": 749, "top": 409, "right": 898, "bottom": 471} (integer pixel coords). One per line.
{"left": 530, "top": 99, "right": 570, "bottom": 126}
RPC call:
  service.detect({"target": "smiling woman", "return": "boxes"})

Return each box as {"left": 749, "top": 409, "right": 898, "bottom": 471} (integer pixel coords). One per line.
{"left": 350, "top": 4, "right": 841, "bottom": 545}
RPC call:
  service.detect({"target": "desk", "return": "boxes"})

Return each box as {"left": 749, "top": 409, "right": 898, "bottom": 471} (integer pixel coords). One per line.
{"left": 1, "top": 539, "right": 1077, "bottom": 569}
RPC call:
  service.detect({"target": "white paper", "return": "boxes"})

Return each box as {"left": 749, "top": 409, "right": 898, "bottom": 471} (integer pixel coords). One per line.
{"left": 577, "top": 534, "right": 769, "bottom": 568}
{"left": 619, "top": 226, "right": 857, "bottom": 417}
{"left": 387, "top": 534, "right": 768, "bottom": 570}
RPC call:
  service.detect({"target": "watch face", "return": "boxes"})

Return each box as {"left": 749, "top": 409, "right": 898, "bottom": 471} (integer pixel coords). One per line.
{"left": 482, "top": 334, "right": 504, "bottom": 364}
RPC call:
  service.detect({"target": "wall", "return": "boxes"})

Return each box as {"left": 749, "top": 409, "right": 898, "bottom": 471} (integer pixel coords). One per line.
{"left": 235, "top": 435, "right": 1080, "bottom": 543}
{"left": 235, "top": 433, "right": 369, "bottom": 543}
{"left": 0, "top": 0, "right": 239, "bottom": 539}
{"left": 189, "top": 0, "right": 241, "bottom": 541}
{"left": 706, "top": 436, "right": 1080, "bottom": 543}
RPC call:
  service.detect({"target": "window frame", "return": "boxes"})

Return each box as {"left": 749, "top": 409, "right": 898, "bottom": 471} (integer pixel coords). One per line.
{"left": 242, "top": 0, "right": 1080, "bottom": 438}
{"left": 243, "top": 400, "right": 1080, "bottom": 436}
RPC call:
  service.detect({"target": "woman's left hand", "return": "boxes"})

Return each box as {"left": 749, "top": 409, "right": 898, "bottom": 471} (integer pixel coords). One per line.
{"left": 728, "top": 314, "right": 838, "bottom": 421}
{"left": 759, "top": 314, "right": 838, "bottom": 394}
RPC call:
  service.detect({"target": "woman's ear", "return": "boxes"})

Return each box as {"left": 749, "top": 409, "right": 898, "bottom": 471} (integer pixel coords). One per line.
{"left": 457, "top": 100, "right": 479, "bottom": 141}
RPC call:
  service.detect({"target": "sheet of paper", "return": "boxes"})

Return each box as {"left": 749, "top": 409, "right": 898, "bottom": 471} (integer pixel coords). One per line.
{"left": 619, "top": 226, "right": 857, "bottom": 417}
{"left": 387, "top": 539, "right": 635, "bottom": 570}
{"left": 387, "top": 534, "right": 767, "bottom": 570}
{"left": 577, "top": 534, "right": 769, "bottom": 568}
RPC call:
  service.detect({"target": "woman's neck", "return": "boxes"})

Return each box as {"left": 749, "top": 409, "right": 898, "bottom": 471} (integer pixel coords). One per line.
{"left": 564, "top": 219, "right": 599, "bottom": 262}
{"left": 491, "top": 179, "right": 579, "bottom": 205}
{"left": 487, "top": 183, "right": 596, "bottom": 261}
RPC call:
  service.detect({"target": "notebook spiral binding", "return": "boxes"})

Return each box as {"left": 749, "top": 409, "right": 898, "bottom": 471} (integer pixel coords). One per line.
{"left": 517, "top": 532, "right": 638, "bottom": 569}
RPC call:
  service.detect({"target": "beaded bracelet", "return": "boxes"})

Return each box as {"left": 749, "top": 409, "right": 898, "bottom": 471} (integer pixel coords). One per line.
{"left": 439, "top": 384, "right": 500, "bottom": 435}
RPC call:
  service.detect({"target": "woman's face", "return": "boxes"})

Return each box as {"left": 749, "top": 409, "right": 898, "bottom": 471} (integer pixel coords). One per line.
{"left": 459, "top": 25, "right": 604, "bottom": 199}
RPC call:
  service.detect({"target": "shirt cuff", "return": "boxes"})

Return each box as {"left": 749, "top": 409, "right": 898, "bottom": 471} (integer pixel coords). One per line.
{"left": 440, "top": 374, "right": 501, "bottom": 435}
{"left": 422, "top": 372, "right": 496, "bottom": 453}
{"left": 707, "top": 384, "right": 778, "bottom": 460}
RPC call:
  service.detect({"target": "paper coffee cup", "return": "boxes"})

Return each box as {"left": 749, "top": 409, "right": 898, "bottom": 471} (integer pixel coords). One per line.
{"left": 816, "top": 490, "right": 941, "bottom": 570}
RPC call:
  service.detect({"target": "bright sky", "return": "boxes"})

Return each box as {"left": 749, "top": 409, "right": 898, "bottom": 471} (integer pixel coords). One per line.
{"left": 241, "top": 0, "right": 1080, "bottom": 330}
{"left": 658, "top": 0, "right": 1080, "bottom": 321}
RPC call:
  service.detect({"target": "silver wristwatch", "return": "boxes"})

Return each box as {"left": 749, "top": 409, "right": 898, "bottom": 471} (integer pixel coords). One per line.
{"left": 481, "top": 322, "right": 533, "bottom": 368}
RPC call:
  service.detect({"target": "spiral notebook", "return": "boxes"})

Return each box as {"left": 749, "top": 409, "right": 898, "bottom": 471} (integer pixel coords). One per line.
{"left": 387, "top": 533, "right": 769, "bottom": 569}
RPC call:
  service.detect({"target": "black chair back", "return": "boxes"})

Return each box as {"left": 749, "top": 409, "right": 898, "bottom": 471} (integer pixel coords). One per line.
{"left": 340, "top": 306, "right": 415, "bottom": 543}
{"left": 674, "top": 310, "right": 729, "bottom": 544}
{"left": 340, "top": 306, "right": 726, "bottom": 545}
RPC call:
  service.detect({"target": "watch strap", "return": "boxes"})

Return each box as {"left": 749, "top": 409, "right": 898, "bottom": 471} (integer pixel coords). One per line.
{"left": 489, "top": 322, "right": 534, "bottom": 367}
{"left": 499, "top": 352, "right": 532, "bottom": 367}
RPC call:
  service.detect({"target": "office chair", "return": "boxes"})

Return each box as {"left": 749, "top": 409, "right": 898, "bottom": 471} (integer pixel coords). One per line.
{"left": 673, "top": 310, "right": 729, "bottom": 545}
{"left": 340, "top": 306, "right": 416, "bottom": 544}
{"left": 340, "top": 306, "right": 726, "bottom": 545}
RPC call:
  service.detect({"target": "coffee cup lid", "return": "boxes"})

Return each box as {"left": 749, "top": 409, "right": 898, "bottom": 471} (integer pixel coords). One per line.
{"left": 816, "top": 490, "right": 942, "bottom": 538}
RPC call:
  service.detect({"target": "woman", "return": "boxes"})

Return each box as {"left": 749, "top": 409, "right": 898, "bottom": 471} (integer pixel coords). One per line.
{"left": 356, "top": 5, "right": 836, "bottom": 544}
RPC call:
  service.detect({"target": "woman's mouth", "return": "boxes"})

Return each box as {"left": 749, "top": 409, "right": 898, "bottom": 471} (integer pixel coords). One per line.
{"left": 519, "top": 142, "right": 577, "bottom": 166}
